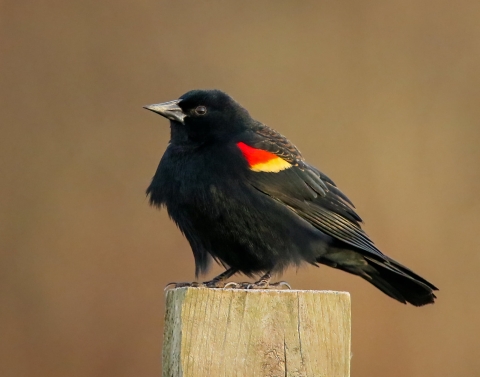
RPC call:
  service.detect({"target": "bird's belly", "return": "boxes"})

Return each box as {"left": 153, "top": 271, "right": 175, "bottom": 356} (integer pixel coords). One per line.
{"left": 165, "top": 179, "right": 327, "bottom": 274}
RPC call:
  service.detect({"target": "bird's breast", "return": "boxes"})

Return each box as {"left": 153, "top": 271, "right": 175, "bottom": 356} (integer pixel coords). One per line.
{"left": 150, "top": 143, "right": 250, "bottom": 212}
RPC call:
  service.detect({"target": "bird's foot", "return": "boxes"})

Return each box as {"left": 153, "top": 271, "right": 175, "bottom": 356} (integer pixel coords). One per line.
{"left": 203, "top": 278, "right": 228, "bottom": 288}
{"left": 223, "top": 281, "right": 250, "bottom": 289}
{"left": 223, "top": 280, "right": 291, "bottom": 290}
{"left": 164, "top": 278, "right": 228, "bottom": 290}
{"left": 223, "top": 271, "right": 291, "bottom": 290}
{"left": 266, "top": 281, "right": 292, "bottom": 289}
{"left": 165, "top": 270, "right": 291, "bottom": 290}
{"left": 164, "top": 281, "right": 203, "bottom": 290}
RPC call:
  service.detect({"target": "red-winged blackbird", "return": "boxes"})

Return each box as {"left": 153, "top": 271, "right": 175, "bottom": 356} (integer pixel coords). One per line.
{"left": 144, "top": 89, "right": 437, "bottom": 306}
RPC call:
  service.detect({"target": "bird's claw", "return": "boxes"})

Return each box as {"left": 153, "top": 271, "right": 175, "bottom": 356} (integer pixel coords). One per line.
{"left": 268, "top": 281, "right": 292, "bottom": 289}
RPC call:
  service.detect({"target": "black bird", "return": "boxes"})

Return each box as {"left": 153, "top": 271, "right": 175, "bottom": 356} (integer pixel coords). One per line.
{"left": 144, "top": 89, "right": 437, "bottom": 306}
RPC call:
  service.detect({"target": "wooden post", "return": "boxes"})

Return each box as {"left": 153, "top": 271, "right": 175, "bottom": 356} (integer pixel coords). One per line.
{"left": 163, "top": 287, "right": 351, "bottom": 377}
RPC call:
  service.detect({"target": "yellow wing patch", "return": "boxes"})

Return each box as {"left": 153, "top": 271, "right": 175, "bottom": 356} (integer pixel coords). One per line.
{"left": 250, "top": 158, "right": 292, "bottom": 172}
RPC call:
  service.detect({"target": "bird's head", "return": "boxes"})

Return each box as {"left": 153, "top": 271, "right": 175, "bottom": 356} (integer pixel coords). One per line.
{"left": 144, "top": 89, "right": 252, "bottom": 144}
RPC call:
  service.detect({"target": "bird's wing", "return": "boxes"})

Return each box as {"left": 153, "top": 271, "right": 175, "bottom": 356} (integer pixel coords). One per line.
{"left": 237, "top": 123, "right": 385, "bottom": 258}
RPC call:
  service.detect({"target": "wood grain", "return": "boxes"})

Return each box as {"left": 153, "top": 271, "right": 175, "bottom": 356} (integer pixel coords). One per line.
{"left": 163, "top": 287, "right": 351, "bottom": 377}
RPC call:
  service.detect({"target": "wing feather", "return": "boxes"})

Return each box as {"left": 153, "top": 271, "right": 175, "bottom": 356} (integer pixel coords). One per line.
{"left": 239, "top": 122, "right": 384, "bottom": 258}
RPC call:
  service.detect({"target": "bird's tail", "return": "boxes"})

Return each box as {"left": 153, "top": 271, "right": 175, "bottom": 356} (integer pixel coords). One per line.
{"left": 319, "top": 251, "right": 438, "bottom": 306}
{"left": 361, "top": 256, "right": 437, "bottom": 306}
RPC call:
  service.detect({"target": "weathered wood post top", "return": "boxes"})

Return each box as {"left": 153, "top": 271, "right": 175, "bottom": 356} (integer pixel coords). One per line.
{"left": 163, "top": 287, "right": 351, "bottom": 377}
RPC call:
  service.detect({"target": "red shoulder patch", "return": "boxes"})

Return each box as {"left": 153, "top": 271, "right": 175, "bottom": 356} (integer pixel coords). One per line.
{"left": 236, "top": 142, "right": 291, "bottom": 172}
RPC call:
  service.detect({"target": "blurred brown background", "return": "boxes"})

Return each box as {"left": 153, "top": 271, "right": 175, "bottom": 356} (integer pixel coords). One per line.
{"left": 1, "top": 1, "right": 479, "bottom": 376}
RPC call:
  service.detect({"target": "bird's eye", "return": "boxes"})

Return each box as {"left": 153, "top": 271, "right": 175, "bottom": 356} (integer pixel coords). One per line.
{"left": 195, "top": 106, "right": 207, "bottom": 115}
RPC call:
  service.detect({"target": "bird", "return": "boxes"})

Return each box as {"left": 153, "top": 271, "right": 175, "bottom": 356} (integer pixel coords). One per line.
{"left": 144, "top": 89, "right": 437, "bottom": 306}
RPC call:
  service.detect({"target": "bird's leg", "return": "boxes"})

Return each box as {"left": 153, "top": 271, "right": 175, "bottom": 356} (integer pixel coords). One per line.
{"left": 165, "top": 268, "right": 238, "bottom": 290}
{"left": 251, "top": 271, "right": 272, "bottom": 288}
{"left": 203, "top": 268, "right": 238, "bottom": 288}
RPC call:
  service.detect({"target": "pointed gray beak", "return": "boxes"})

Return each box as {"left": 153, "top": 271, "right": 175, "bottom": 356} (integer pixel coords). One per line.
{"left": 143, "top": 99, "right": 186, "bottom": 124}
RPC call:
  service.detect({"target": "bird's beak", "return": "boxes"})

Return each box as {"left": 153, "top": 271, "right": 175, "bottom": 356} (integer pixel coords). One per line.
{"left": 143, "top": 100, "right": 186, "bottom": 124}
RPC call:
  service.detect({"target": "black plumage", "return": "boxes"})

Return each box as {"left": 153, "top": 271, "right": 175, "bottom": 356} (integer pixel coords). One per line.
{"left": 144, "top": 89, "right": 437, "bottom": 306}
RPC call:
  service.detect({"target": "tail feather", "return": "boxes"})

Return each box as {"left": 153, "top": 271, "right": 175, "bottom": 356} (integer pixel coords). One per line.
{"left": 375, "top": 256, "right": 438, "bottom": 291}
{"left": 363, "top": 256, "right": 437, "bottom": 306}
{"left": 319, "top": 250, "right": 437, "bottom": 306}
